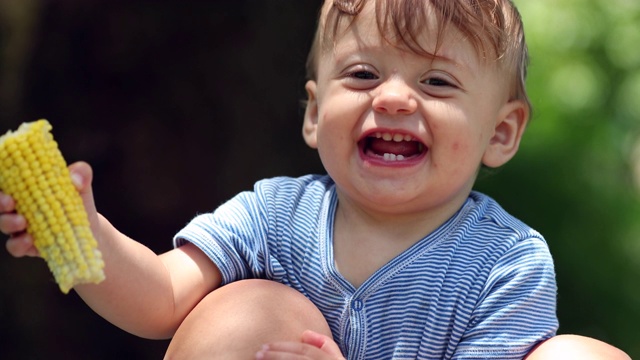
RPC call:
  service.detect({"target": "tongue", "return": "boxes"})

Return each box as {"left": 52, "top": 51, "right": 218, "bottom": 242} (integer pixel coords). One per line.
{"left": 368, "top": 138, "right": 421, "bottom": 157}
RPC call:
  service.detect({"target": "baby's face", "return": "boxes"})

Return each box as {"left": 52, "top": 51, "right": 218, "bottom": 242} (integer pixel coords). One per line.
{"left": 303, "top": 1, "right": 526, "bottom": 218}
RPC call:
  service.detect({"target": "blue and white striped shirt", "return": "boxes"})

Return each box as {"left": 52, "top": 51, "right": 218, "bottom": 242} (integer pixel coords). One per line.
{"left": 174, "top": 175, "right": 558, "bottom": 359}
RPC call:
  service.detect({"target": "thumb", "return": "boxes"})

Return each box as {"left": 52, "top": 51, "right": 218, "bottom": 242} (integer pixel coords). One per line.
{"left": 68, "top": 161, "right": 98, "bottom": 222}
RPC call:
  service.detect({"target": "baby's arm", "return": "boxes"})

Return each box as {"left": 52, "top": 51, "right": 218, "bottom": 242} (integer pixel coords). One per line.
{"left": 75, "top": 216, "right": 221, "bottom": 339}
{"left": 2, "top": 161, "right": 222, "bottom": 339}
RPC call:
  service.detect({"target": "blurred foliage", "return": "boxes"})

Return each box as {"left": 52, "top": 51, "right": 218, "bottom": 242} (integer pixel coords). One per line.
{"left": 476, "top": 0, "right": 640, "bottom": 357}
{"left": 0, "top": 0, "right": 638, "bottom": 359}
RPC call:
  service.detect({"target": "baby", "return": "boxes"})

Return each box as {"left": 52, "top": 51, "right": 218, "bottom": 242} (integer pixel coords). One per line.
{"left": 2, "top": 0, "right": 631, "bottom": 359}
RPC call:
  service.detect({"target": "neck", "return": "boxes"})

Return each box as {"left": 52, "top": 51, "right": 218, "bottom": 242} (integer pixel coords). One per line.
{"left": 331, "top": 189, "right": 471, "bottom": 288}
{"left": 334, "top": 188, "right": 470, "bottom": 241}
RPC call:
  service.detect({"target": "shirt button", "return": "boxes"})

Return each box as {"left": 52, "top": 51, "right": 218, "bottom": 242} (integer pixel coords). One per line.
{"left": 352, "top": 299, "right": 364, "bottom": 312}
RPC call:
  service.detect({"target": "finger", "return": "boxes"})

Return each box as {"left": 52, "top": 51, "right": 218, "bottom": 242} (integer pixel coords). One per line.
{"left": 300, "top": 330, "right": 343, "bottom": 357}
{"left": 256, "top": 347, "right": 308, "bottom": 360}
{"left": 68, "top": 161, "right": 98, "bottom": 221}
{"left": 0, "top": 213, "right": 26, "bottom": 235}
{"left": 69, "top": 161, "right": 93, "bottom": 193}
{"left": 0, "top": 192, "right": 16, "bottom": 212}
{"left": 6, "top": 232, "right": 39, "bottom": 257}
{"left": 257, "top": 343, "right": 339, "bottom": 360}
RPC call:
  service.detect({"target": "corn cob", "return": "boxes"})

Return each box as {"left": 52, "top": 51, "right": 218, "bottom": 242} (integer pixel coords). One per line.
{"left": 0, "top": 119, "right": 105, "bottom": 293}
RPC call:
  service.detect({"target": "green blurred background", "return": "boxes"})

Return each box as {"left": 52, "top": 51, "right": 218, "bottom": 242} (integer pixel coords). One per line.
{"left": 0, "top": 0, "right": 638, "bottom": 358}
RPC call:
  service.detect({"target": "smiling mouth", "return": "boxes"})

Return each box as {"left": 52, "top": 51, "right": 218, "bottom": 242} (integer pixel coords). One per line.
{"left": 360, "top": 132, "right": 426, "bottom": 162}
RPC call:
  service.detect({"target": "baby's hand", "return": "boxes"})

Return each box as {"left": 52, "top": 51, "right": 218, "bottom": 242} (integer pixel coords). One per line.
{"left": 0, "top": 192, "right": 37, "bottom": 257}
{"left": 255, "top": 330, "right": 345, "bottom": 360}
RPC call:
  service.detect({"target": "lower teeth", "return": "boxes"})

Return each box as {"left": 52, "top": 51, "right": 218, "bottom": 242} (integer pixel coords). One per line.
{"left": 384, "top": 153, "right": 405, "bottom": 161}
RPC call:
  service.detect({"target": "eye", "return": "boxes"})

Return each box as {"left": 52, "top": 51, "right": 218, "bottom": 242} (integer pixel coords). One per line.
{"left": 424, "top": 77, "right": 454, "bottom": 87}
{"left": 347, "top": 70, "right": 378, "bottom": 80}
{"left": 421, "top": 71, "right": 461, "bottom": 97}
{"left": 342, "top": 65, "right": 380, "bottom": 90}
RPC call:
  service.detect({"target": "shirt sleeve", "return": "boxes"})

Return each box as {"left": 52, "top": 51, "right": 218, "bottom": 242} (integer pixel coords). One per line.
{"left": 173, "top": 190, "right": 270, "bottom": 285}
{"left": 453, "top": 237, "right": 559, "bottom": 359}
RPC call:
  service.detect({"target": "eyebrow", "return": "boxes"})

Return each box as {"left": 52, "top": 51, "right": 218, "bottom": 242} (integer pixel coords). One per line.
{"left": 330, "top": 39, "right": 477, "bottom": 76}
{"left": 428, "top": 47, "right": 480, "bottom": 75}
{"left": 431, "top": 53, "right": 469, "bottom": 72}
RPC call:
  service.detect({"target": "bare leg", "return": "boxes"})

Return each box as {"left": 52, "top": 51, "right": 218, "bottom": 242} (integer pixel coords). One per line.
{"left": 164, "top": 279, "right": 332, "bottom": 360}
{"left": 525, "top": 334, "right": 631, "bottom": 360}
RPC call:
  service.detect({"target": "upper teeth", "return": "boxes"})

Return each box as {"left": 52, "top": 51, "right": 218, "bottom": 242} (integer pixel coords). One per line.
{"left": 375, "top": 132, "right": 413, "bottom": 142}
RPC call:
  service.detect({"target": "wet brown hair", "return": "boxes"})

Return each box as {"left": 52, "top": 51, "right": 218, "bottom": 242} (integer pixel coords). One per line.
{"left": 306, "top": 0, "right": 530, "bottom": 110}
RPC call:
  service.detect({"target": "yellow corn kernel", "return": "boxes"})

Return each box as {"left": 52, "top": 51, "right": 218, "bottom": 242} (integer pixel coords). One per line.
{"left": 0, "top": 120, "right": 105, "bottom": 293}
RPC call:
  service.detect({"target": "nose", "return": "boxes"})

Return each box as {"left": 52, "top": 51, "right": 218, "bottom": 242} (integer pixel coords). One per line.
{"left": 372, "top": 79, "right": 418, "bottom": 115}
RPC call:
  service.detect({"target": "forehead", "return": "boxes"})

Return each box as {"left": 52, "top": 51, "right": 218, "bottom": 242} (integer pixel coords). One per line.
{"left": 320, "top": 0, "right": 483, "bottom": 68}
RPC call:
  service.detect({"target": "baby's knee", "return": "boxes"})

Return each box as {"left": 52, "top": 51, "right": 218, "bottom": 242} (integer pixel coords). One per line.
{"left": 526, "top": 334, "right": 630, "bottom": 360}
{"left": 165, "top": 279, "right": 331, "bottom": 360}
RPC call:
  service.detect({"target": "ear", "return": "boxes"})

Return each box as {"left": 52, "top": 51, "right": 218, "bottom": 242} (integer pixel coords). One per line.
{"left": 302, "top": 80, "right": 319, "bottom": 149}
{"left": 482, "top": 100, "right": 529, "bottom": 168}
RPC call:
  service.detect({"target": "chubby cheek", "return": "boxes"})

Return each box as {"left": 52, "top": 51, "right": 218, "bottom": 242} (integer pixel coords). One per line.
{"left": 448, "top": 140, "right": 476, "bottom": 158}
{"left": 436, "top": 139, "right": 480, "bottom": 178}
{"left": 315, "top": 115, "right": 345, "bottom": 164}
{"left": 447, "top": 141, "right": 473, "bottom": 168}
{"left": 316, "top": 118, "right": 341, "bottom": 148}
{"left": 317, "top": 107, "right": 352, "bottom": 143}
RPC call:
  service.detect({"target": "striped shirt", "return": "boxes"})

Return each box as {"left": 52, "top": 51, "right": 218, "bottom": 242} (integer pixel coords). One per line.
{"left": 174, "top": 175, "right": 558, "bottom": 359}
